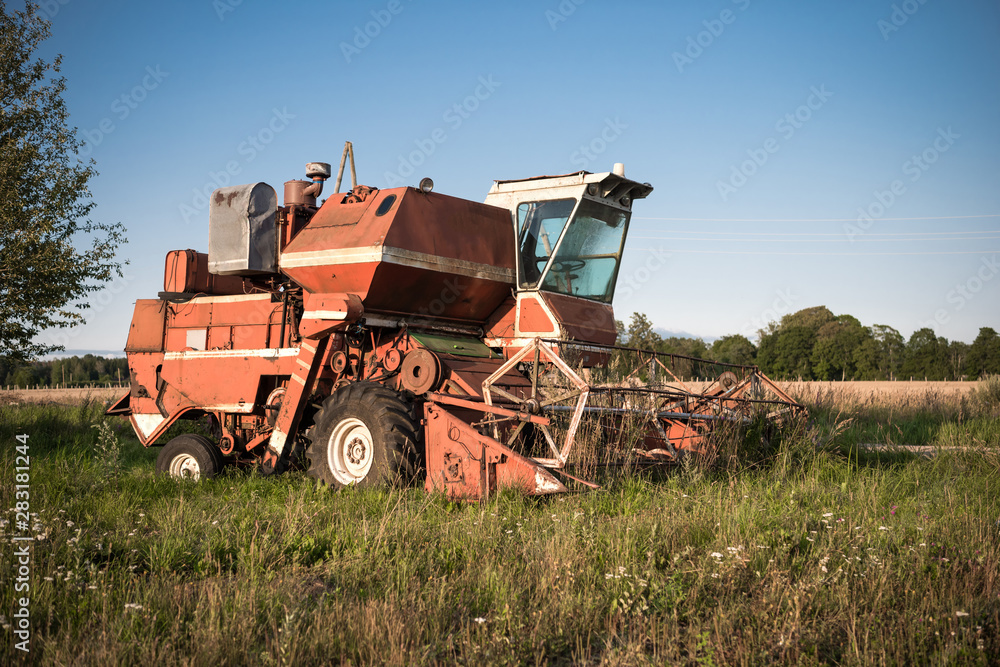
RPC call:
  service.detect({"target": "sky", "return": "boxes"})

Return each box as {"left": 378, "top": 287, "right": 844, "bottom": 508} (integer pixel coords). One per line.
{"left": 24, "top": 0, "right": 1000, "bottom": 355}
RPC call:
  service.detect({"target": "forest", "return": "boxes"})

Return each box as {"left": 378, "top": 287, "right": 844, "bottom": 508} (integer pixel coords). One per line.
{"left": 0, "top": 353, "right": 128, "bottom": 388}
{"left": 2, "top": 305, "right": 998, "bottom": 387}
{"left": 621, "top": 305, "right": 1000, "bottom": 381}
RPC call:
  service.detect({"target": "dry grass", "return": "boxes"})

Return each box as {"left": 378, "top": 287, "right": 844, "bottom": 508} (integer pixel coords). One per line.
{"left": 1, "top": 383, "right": 998, "bottom": 665}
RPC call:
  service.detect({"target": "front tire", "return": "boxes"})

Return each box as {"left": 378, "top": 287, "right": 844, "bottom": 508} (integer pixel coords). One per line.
{"left": 156, "top": 434, "right": 222, "bottom": 480}
{"left": 306, "top": 382, "right": 419, "bottom": 489}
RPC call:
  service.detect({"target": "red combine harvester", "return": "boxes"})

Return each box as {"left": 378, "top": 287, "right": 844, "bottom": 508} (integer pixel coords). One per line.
{"left": 108, "top": 147, "right": 804, "bottom": 499}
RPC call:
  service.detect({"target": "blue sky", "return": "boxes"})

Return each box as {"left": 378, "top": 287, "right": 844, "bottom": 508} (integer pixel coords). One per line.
{"left": 30, "top": 0, "right": 1000, "bottom": 353}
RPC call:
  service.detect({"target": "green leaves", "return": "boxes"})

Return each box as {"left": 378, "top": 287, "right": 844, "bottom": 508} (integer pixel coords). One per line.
{"left": 0, "top": 3, "right": 126, "bottom": 362}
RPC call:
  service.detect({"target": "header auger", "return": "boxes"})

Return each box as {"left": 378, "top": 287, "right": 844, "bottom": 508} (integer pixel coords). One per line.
{"left": 108, "top": 147, "right": 805, "bottom": 499}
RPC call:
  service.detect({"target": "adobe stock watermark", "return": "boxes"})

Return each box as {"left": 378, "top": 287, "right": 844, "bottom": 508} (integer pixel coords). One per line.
{"left": 78, "top": 66, "right": 169, "bottom": 157}
{"left": 672, "top": 0, "right": 751, "bottom": 74}
{"left": 919, "top": 255, "right": 998, "bottom": 330}
{"left": 35, "top": 0, "right": 72, "bottom": 20}
{"left": 844, "top": 126, "right": 959, "bottom": 241}
{"left": 616, "top": 247, "right": 671, "bottom": 301}
{"left": 569, "top": 118, "right": 627, "bottom": 170}
{"left": 212, "top": 0, "right": 242, "bottom": 20}
{"left": 545, "top": 0, "right": 586, "bottom": 31}
{"left": 716, "top": 85, "right": 833, "bottom": 202}
{"left": 340, "top": 0, "right": 413, "bottom": 63}
{"left": 178, "top": 107, "right": 296, "bottom": 224}
{"left": 877, "top": 0, "right": 930, "bottom": 41}
{"left": 739, "top": 288, "right": 797, "bottom": 339}
{"left": 44, "top": 270, "right": 136, "bottom": 351}
{"left": 382, "top": 75, "right": 500, "bottom": 187}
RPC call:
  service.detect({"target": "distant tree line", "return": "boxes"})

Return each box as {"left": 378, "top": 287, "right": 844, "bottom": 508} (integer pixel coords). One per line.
{"left": 0, "top": 354, "right": 128, "bottom": 388}
{"left": 619, "top": 306, "right": 1000, "bottom": 381}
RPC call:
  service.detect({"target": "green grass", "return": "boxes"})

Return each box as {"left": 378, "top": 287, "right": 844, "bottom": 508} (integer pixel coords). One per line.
{"left": 1, "top": 396, "right": 998, "bottom": 666}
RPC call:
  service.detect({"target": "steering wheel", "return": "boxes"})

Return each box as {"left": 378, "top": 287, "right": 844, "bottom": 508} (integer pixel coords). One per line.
{"left": 550, "top": 259, "right": 586, "bottom": 273}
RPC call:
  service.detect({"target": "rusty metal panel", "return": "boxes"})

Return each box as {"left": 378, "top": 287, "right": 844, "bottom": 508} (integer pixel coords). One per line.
{"left": 279, "top": 187, "right": 516, "bottom": 322}
{"left": 156, "top": 348, "right": 300, "bottom": 417}
{"left": 516, "top": 294, "right": 557, "bottom": 334}
{"left": 208, "top": 183, "right": 278, "bottom": 275}
{"left": 163, "top": 249, "right": 247, "bottom": 294}
{"left": 542, "top": 292, "right": 617, "bottom": 345}
{"left": 125, "top": 300, "right": 166, "bottom": 352}
{"left": 423, "top": 402, "right": 566, "bottom": 500}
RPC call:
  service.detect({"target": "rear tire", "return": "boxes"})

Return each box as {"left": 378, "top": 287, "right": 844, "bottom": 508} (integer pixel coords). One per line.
{"left": 306, "top": 382, "right": 419, "bottom": 489}
{"left": 156, "top": 434, "right": 222, "bottom": 480}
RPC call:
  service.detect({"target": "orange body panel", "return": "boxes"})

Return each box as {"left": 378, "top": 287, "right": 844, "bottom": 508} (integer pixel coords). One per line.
{"left": 279, "top": 187, "right": 516, "bottom": 322}
{"left": 516, "top": 295, "right": 556, "bottom": 334}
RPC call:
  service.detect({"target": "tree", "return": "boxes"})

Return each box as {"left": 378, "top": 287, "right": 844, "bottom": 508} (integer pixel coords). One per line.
{"left": 964, "top": 327, "right": 1000, "bottom": 378}
{"left": 901, "top": 328, "right": 949, "bottom": 380}
{"left": 711, "top": 334, "right": 756, "bottom": 366}
{"left": 624, "top": 312, "right": 660, "bottom": 350}
{"left": 0, "top": 3, "right": 125, "bottom": 362}
{"left": 854, "top": 324, "right": 905, "bottom": 380}
{"left": 811, "top": 315, "right": 868, "bottom": 380}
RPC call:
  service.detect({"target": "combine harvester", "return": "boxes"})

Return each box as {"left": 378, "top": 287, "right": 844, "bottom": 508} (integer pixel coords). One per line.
{"left": 108, "top": 144, "right": 804, "bottom": 499}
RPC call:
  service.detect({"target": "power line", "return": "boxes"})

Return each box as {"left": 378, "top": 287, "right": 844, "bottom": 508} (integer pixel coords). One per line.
{"left": 635, "top": 214, "right": 1000, "bottom": 223}
{"left": 633, "top": 235, "right": 1000, "bottom": 243}
{"left": 635, "top": 229, "right": 1000, "bottom": 237}
{"left": 662, "top": 249, "right": 999, "bottom": 256}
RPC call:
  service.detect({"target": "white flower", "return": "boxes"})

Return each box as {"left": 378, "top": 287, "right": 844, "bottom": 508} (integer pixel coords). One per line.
{"left": 822, "top": 513, "right": 833, "bottom": 517}
{"left": 473, "top": 617, "right": 486, "bottom": 624}
{"left": 956, "top": 611, "right": 970, "bottom": 617}
{"left": 124, "top": 603, "right": 143, "bottom": 611}
{"left": 710, "top": 552, "right": 723, "bottom": 559}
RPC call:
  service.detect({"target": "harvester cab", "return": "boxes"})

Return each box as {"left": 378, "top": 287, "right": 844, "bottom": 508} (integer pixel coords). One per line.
{"left": 108, "top": 146, "right": 805, "bottom": 500}
{"left": 480, "top": 165, "right": 652, "bottom": 352}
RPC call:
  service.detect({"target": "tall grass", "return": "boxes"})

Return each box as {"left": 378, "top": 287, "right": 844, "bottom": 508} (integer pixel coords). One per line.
{"left": 1, "top": 390, "right": 998, "bottom": 665}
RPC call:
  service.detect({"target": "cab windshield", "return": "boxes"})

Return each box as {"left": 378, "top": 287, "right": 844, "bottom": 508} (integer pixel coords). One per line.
{"left": 516, "top": 198, "right": 630, "bottom": 303}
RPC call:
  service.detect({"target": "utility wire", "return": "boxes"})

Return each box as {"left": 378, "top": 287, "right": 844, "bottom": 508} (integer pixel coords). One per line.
{"left": 635, "top": 229, "right": 1000, "bottom": 237}
{"left": 662, "top": 249, "right": 999, "bottom": 256}
{"left": 635, "top": 214, "right": 1000, "bottom": 222}
{"left": 633, "top": 235, "right": 1000, "bottom": 243}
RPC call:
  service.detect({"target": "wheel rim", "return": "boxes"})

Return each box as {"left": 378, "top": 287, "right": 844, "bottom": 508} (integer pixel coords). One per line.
{"left": 328, "top": 417, "right": 374, "bottom": 485}
{"left": 169, "top": 453, "right": 200, "bottom": 480}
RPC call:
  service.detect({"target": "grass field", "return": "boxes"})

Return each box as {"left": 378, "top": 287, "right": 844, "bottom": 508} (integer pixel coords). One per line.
{"left": 1, "top": 381, "right": 998, "bottom": 665}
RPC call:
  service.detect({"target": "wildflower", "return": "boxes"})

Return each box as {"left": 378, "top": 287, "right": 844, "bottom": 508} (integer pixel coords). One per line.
{"left": 710, "top": 552, "right": 723, "bottom": 559}
{"left": 956, "top": 611, "right": 970, "bottom": 617}
{"left": 822, "top": 513, "right": 833, "bottom": 517}
{"left": 473, "top": 617, "right": 486, "bottom": 624}
{"left": 879, "top": 526, "right": 887, "bottom": 531}
{"left": 124, "top": 603, "right": 143, "bottom": 611}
